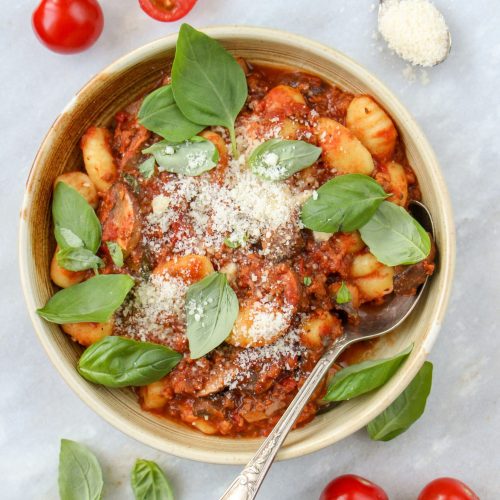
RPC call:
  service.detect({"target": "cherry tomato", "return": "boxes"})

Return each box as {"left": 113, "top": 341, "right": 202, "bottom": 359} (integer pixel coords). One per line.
{"left": 418, "top": 477, "right": 479, "bottom": 500}
{"left": 138, "top": 0, "right": 198, "bottom": 22}
{"left": 32, "top": 0, "right": 104, "bottom": 54}
{"left": 320, "top": 474, "right": 388, "bottom": 500}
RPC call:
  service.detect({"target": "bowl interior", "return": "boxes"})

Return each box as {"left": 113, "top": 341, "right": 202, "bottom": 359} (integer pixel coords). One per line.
{"left": 20, "top": 27, "right": 455, "bottom": 464}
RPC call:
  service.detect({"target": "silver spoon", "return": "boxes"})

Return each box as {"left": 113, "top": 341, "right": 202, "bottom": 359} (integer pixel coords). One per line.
{"left": 220, "top": 201, "right": 435, "bottom": 500}
{"left": 378, "top": 0, "right": 452, "bottom": 66}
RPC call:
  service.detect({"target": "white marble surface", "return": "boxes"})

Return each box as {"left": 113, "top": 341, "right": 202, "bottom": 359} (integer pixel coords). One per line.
{"left": 1, "top": 0, "right": 499, "bottom": 498}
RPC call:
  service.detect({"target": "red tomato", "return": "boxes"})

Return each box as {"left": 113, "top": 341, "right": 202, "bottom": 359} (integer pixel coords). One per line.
{"left": 418, "top": 477, "right": 479, "bottom": 500}
{"left": 32, "top": 0, "right": 104, "bottom": 54}
{"left": 138, "top": 0, "right": 198, "bottom": 22}
{"left": 320, "top": 474, "right": 388, "bottom": 500}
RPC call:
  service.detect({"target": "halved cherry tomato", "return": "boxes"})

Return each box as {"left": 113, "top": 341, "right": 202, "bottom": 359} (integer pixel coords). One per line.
{"left": 418, "top": 477, "right": 479, "bottom": 500}
{"left": 320, "top": 474, "right": 388, "bottom": 500}
{"left": 138, "top": 0, "right": 198, "bottom": 22}
{"left": 32, "top": 0, "right": 104, "bottom": 54}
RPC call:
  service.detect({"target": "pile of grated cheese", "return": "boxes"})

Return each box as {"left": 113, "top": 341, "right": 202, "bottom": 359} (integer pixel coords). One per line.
{"left": 115, "top": 272, "right": 188, "bottom": 342}
{"left": 378, "top": 0, "right": 449, "bottom": 67}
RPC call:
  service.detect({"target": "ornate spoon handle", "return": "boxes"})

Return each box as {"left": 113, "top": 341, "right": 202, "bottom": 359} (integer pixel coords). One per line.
{"left": 219, "top": 338, "right": 350, "bottom": 500}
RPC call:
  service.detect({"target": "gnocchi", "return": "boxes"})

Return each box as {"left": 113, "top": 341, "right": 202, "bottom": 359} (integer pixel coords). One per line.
{"left": 62, "top": 319, "right": 113, "bottom": 346}
{"left": 81, "top": 127, "right": 117, "bottom": 192}
{"left": 50, "top": 247, "right": 86, "bottom": 288}
{"left": 315, "top": 117, "right": 374, "bottom": 175}
{"left": 140, "top": 379, "right": 168, "bottom": 410}
{"left": 351, "top": 252, "right": 394, "bottom": 302}
{"left": 153, "top": 254, "right": 214, "bottom": 286}
{"left": 260, "top": 84, "right": 308, "bottom": 117}
{"left": 54, "top": 172, "right": 98, "bottom": 208}
{"left": 346, "top": 95, "right": 397, "bottom": 161}
{"left": 300, "top": 310, "right": 341, "bottom": 349}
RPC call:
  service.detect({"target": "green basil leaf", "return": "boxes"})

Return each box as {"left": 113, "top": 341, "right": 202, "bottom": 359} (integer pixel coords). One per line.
{"left": 106, "top": 241, "right": 124, "bottom": 267}
{"left": 131, "top": 459, "right": 174, "bottom": 500}
{"left": 53, "top": 182, "right": 101, "bottom": 253}
{"left": 55, "top": 226, "right": 84, "bottom": 249}
{"left": 301, "top": 174, "right": 388, "bottom": 233}
{"left": 37, "top": 274, "right": 134, "bottom": 324}
{"left": 138, "top": 157, "right": 156, "bottom": 180}
{"left": 78, "top": 336, "right": 182, "bottom": 388}
{"left": 186, "top": 272, "right": 238, "bottom": 358}
{"left": 143, "top": 137, "right": 219, "bottom": 176}
{"left": 56, "top": 247, "right": 104, "bottom": 272}
{"left": 172, "top": 24, "right": 248, "bottom": 155}
{"left": 303, "top": 276, "right": 312, "bottom": 287}
{"left": 59, "top": 439, "right": 103, "bottom": 500}
{"left": 324, "top": 344, "right": 413, "bottom": 402}
{"left": 359, "top": 201, "right": 431, "bottom": 266}
{"left": 367, "top": 361, "right": 433, "bottom": 441}
{"left": 336, "top": 281, "right": 351, "bottom": 304}
{"left": 138, "top": 84, "right": 204, "bottom": 143}
{"left": 249, "top": 139, "right": 321, "bottom": 181}
{"left": 123, "top": 173, "right": 141, "bottom": 195}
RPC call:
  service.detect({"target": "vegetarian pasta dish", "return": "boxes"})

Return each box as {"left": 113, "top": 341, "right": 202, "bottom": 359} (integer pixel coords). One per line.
{"left": 38, "top": 25, "right": 435, "bottom": 438}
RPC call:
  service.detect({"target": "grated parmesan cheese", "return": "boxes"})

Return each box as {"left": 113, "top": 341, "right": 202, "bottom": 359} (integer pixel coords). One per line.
{"left": 378, "top": 0, "right": 449, "bottom": 67}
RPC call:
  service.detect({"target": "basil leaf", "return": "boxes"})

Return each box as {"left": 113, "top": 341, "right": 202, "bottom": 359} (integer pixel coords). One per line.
{"left": 172, "top": 24, "right": 248, "bottom": 156}
{"left": 106, "top": 241, "right": 124, "bottom": 267}
{"left": 324, "top": 344, "right": 413, "bottom": 402}
{"left": 249, "top": 139, "right": 321, "bottom": 181}
{"left": 138, "top": 84, "right": 204, "bottom": 143}
{"left": 336, "top": 281, "right": 351, "bottom": 304}
{"left": 143, "top": 137, "right": 219, "bottom": 176}
{"left": 53, "top": 182, "right": 101, "bottom": 253}
{"left": 56, "top": 247, "right": 104, "bottom": 272}
{"left": 123, "top": 173, "right": 141, "bottom": 195}
{"left": 59, "top": 439, "right": 103, "bottom": 500}
{"left": 55, "top": 226, "right": 84, "bottom": 249}
{"left": 37, "top": 274, "right": 134, "bottom": 324}
{"left": 367, "top": 361, "right": 433, "bottom": 441}
{"left": 138, "top": 157, "right": 156, "bottom": 180}
{"left": 78, "top": 336, "right": 182, "bottom": 388}
{"left": 301, "top": 174, "right": 388, "bottom": 233}
{"left": 186, "top": 272, "right": 238, "bottom": 358}
{"left": 303, "top": 276, "right": 312, "bottom": 287}
{"left": 359, "top": 201, "right": 431, "bottom": 266}
{"left": 131, "top": 459, "right": 174, "bottom": 500}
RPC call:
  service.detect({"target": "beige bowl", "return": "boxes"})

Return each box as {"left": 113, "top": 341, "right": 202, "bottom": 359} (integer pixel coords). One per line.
{"left": 19, "top": 26, "right": 455, "bottom": 464}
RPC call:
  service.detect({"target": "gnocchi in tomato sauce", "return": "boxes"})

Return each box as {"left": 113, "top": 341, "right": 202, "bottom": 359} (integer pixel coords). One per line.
{"left": 52, "top": 62, "right": 434, "bottom": 437}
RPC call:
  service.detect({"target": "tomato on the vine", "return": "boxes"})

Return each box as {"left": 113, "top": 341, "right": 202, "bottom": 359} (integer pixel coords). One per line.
{"left": 418, "top": 477, "right": 479, "bottom": 500}
{"left": 138, "top": 0, "right": 198, "bottom": 22}
{"left": 320, "top": 474, "right": 388, "bottom": 500}
{"left": 32, "top": 0, "right": 104, "bottom": 54}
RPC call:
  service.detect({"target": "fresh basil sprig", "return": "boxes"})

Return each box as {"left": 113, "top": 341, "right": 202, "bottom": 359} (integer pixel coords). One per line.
{"left": 56, "top": 247, "right": 103, "bottom": 272}
{"left": 37, "top": 274, "right": 134, "bottom": 324}
{"left": 172, "top": 24, "right": 247, "bottom": 156}
{"left": 301, "top": 174, "right": 388, "bottom": 233}
{"left": 138, "top": 84, "right": 204, "bottom": 143}
{"left": 248, "top": 139, "right": 321, "bottom": 181}
{"left": 78, "top": 336, "right": 182, "bottom": 388}
{"left": 186, "top": 272, "right": 239, "bottom": 358}
{"left": 336, "top": 281, "right": 351, "bottom": 304}
{"left": 106, "top": 241, "right": 124, "bottom": 267}
{"left": 131, "top": 459, "right": 174, "bottom": 500}
{"left": 359, "top": 201, "right": 431, "bottom": 266}
{"left": 143, "top": 137, "right": 219, "bottom": 176}
{"left": 324, "top": 345, "right": 413, "bottom": 401}
{"left": 367, "top": 361, "right": 433, "bottom": 441}
{"left": 53, "top": 182, "right": 101, "bottom": 253}
{"left": 59, "top": 439, "right": 103, "bottom": 500}
{"left": 138, "top": 157, "right": 156, "bottom": 180}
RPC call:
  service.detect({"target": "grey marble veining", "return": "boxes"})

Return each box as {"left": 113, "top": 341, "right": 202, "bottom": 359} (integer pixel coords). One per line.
{"left": 1, "top": 0, "right": 499, "bottom": 498}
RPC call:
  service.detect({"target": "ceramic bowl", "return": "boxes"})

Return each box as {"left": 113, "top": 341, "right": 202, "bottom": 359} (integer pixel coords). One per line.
{"left": 19, "top": 26, "right": 455, "bottom": 464}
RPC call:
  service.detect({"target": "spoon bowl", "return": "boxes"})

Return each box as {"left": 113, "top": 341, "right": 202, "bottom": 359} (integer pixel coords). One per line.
{"left": 221, "top": 201, "right": 435, "bottom": 500}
